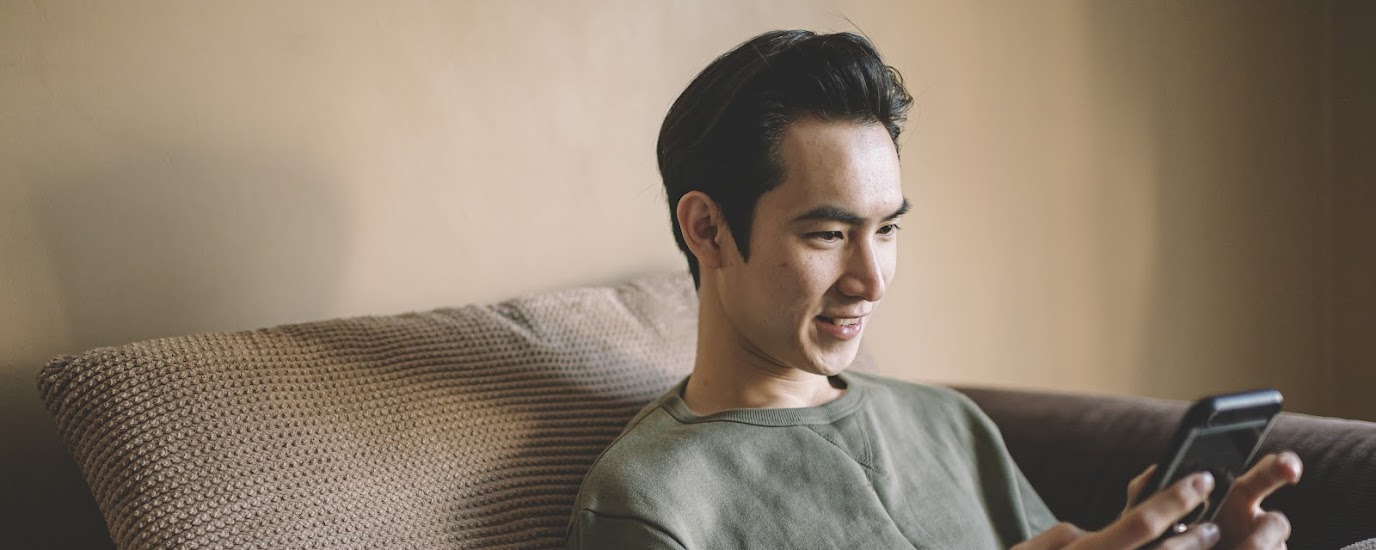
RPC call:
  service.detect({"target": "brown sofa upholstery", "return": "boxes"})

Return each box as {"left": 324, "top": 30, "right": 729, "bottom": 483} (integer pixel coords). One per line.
{"left": 959, "top": 387, "right": 1376, "bottom": 549}
{"left": 37, "top": 273, "right": 1376, "bottom": 549}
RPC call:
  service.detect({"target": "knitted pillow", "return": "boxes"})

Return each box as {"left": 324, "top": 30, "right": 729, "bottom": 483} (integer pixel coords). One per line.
{"left": 38, "top": 272, "right": 699, "bottom": 549}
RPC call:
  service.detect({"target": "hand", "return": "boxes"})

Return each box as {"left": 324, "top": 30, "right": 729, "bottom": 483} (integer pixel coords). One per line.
{"left": 1213, "top": 452, "right": 1303, "bottom": 549}
{"left": 1125, "top": 453, "right": 1302, "bottom": 549}
{"left": 1013, "top": 452, "right": 1303, "bottom": 550}
{"left": 1013, "top": 470, "right": 1221, "bottom": 550}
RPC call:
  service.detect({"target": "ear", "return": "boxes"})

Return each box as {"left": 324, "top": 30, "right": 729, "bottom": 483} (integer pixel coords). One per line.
{"left": 676, "top": 191, "right": 730, "bottom": 271}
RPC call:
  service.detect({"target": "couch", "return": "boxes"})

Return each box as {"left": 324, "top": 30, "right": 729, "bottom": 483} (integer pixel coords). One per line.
{"left": 37, "top": 273, "right": 1376, "bottom": 549}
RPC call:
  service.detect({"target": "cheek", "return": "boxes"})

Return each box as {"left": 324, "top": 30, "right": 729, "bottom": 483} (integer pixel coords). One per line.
{"left": 881, "top": 245, "right": 899, "bottom": 282}
{"left": 772, "top": 251, "right": 839, "bottom": 302}
{"left": 741, "top": 250, "right": 813, "bottom": 312}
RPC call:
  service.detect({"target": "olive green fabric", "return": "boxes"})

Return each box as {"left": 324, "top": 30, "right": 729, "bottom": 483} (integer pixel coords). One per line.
{"left": 567, "top": 371, "right": 1058, "bottom": 549}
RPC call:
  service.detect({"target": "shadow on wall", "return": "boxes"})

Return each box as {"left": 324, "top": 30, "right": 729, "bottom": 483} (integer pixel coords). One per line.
{"left": 8, "top": 144, "right": 350, "bottom": 548}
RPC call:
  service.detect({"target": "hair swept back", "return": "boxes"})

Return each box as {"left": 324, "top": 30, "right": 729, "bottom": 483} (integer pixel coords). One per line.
{"left": 657, "top": 30, "right": 913, "bottom": 287}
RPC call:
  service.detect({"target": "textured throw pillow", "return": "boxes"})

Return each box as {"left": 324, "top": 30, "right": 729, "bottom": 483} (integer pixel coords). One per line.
{"left": 38, "top": 272, "right": 698, "bottom": 549}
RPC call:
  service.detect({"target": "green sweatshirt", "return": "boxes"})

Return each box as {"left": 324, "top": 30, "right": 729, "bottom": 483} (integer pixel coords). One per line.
{"left": 566, "top": 371, "right": 1058, "bottom": 549}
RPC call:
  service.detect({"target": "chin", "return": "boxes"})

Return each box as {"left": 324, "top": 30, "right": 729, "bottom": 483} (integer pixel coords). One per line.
{"left": 805, "top": 348, "right": 860, "bottom": 376}
{"left": 799, "top": 332, "right": 863, "bottom": 376}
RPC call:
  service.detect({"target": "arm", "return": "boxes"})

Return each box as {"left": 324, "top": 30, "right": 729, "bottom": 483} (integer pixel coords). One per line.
{"left": 567, "top": 508, "right": 688, "bottom": 550}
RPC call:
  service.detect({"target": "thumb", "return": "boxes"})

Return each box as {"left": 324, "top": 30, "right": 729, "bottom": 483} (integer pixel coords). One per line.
{"left": 1123, "top": 464, "right": 1158, "bottom": 515}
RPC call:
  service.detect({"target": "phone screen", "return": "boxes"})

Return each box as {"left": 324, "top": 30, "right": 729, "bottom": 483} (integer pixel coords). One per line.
{"left": 1158, "top": 418, "right": 1272, "bottom": 525}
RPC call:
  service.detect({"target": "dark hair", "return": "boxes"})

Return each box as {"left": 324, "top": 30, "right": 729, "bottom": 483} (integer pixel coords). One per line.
{"left": 657, "top": 30, "right": 914, "bottom": 287}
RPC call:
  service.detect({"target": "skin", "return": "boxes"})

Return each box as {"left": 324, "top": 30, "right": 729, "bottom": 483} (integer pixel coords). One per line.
{"left": 675, "top": 117, "right": 1303, "bottom": 547}
{"left": 678, "top": 117, "right": 904, "bottom": 415}
{"left": 1017, "top": 452, "right": 1302, "bottom": 550}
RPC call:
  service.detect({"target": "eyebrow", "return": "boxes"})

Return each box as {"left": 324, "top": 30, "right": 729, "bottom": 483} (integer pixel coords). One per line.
{"left": 792, "top": 198, "right": 911, "bottom": 225}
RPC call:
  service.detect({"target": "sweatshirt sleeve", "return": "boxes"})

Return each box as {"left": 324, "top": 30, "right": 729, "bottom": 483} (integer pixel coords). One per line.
{"left": 567, "top": 508, "right": 687, "bottom": 550}
{"left": 1014, "top": 461, "right": 1060, "bottom": 533}
{"left": 950, "top": 390, "right": 1060, "bottom": 542}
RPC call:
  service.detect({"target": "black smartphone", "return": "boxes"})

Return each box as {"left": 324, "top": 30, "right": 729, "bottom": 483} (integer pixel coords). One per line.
{"left": 1133, "top": 389, "right": 1283, "bottom": 544}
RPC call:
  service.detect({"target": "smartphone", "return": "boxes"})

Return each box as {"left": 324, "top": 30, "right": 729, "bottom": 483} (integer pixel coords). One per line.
{"left": 1133, "top": 389, "right": 1283, "bottom": 544}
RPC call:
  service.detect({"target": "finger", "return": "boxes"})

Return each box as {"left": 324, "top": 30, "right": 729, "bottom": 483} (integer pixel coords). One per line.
{"left": 1125, "top": 464, "right": 1158, "bottom": 511}
{"left": 1156, "top": 522, "right": 1220, "bottom": 550}
{"left": 1011, "top": 522, "right": 1085, "bottom": 550}
{"left": 1094, "top": 471, "right": 1213, "bottom": 547}
{"left": 1233, "top": 452, "right": 1303, "bottom": 507}
{"left": 1233, "top": 511, "right": 1292, "bottom": 550}
{"left": 1216, "top": 453, "right": 1299, "bottom": 541}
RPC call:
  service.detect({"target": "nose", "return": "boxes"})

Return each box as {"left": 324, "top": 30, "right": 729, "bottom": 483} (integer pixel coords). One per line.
{"left": 838, "top": 238, "right": 887, "bottom": 302}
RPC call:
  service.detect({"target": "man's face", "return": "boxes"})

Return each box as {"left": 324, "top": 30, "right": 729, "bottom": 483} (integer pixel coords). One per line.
{"left": 714, "top": 118, "right": 906, "bottom": 377}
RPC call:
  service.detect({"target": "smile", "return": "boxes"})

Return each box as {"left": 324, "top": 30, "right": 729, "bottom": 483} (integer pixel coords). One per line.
{"left": 815, "top": 315, "right": 865, "bottom": 340}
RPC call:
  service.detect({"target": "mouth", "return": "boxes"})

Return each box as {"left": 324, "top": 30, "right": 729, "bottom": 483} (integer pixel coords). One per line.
{"left": 814, "top": 314, "right": 866, "bottom": 340}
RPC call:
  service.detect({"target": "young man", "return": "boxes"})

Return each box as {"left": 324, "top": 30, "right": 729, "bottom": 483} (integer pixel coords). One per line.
{"left": 567, "top": 30, "right": 1301, "bottom": 549}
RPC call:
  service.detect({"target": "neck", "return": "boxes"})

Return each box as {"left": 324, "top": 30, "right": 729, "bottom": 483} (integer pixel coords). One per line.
{"left": 682, "top": 282, "right": 845, "bottom": 416}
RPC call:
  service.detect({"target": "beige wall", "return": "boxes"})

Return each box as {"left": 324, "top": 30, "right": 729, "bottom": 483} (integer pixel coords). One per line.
{"left": 2, "top": 1, "right": 1368, "bottom": 546}
{"left": 874, "top": 1, "right": 1336, "bottom": 412}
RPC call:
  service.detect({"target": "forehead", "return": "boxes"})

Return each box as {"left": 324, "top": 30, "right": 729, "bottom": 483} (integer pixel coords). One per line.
{"left": 765, "top": 118, "right": 903, "bottom": 216}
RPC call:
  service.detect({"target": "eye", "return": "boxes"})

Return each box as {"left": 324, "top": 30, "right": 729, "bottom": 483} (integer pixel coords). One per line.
{"left": 809, "top": 231, "right": 844, "bottom": 243}
{"left": 878, "top": 223, "right": 902, "bottom": 235}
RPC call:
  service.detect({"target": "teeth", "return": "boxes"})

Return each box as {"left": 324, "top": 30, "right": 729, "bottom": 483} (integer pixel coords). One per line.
{"left": 834, "top": 318, "right": 859, "bottom": 326}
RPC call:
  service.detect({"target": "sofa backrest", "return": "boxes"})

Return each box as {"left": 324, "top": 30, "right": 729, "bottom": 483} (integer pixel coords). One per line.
{"left": 959, "top": 386, "right": 1376, "bottom": 550}
{"left": 39, "top": 273, "right": 699, "bottom": 549}
{"left": 42, "top": 270, "right": 1372, "bottom": 549}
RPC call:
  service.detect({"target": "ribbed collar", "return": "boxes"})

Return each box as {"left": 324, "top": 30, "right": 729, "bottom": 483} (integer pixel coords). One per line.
{"left": 659, "top": 372, "right": 868, "bottom": 427}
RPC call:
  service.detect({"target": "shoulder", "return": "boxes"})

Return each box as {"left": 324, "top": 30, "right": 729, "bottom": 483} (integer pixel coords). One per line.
{"left": 570, "top": 403, "right": 772, "bottom": 544}
{"left": 574, "top": 402, "right": 739, "bottom": 515}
